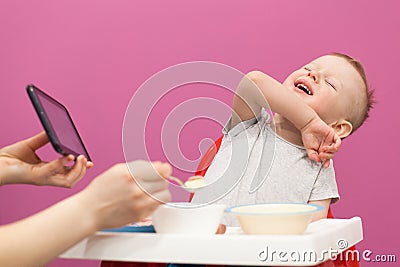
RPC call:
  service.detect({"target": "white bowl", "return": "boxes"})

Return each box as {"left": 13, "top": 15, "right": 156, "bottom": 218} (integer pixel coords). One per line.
{"left": 226, "top": 203, "right": 323, "bottom": 235}
{"left": 152, "top": 202, "right": 226, "bottom": 234}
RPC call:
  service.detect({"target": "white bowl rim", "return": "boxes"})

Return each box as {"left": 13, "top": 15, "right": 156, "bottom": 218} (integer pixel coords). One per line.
{"left": 160, "top": 202, "right": 227, "bottom": 209}
{"left": 225, "top": 203, "right": 324, "bottom": 216}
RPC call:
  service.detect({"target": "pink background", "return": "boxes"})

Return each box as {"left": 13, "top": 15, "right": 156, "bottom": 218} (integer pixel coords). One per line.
{"left": 0, "top": 1, "right": 399, "bottom": 266}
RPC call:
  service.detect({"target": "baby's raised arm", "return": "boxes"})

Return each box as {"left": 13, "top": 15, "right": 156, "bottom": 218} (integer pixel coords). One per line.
{"left": 232, "top": 71, "right": 317, "bottom": 130}
{"left": 232, "top": 71, "right": 340, "bottom": 166}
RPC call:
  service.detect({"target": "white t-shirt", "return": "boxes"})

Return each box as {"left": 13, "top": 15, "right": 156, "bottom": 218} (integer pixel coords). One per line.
{"left": 191, "top": 109, "right": 340, "bottom": 226}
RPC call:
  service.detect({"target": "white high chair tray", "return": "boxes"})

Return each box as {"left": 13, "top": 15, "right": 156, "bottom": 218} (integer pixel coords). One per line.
{"left": 60, "top": 217, "right": 363, "bottom": 266}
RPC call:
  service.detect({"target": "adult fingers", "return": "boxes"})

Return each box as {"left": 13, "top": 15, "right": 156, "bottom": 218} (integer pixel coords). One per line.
{"left": 152, "top": 161, "right": 172, "bottom": 178}
{"left": 132, "top": 190, "right": 171, "bottom": 223}
{"left": 141, "top": 178, "right": 170, "bottom": 195}
{"left": 86, "top": 161, "right": 94, "bottom": 168}
{"left": 128, "top": 160, "right": 171, "bottom": 183}
{"left": 26, "top": 132, "right": 49, "bottom": 151}
{"left": 38, "top": 154, "right": 75, "bottom": 176}
{"left": 147, "top": 189, "right": 171, "bottom": 205}
{"left": 44, "top": 155, "right": 86, "bottom": 188}
{"left": 126, "top": 161, "right": 172, "bottom": 195}
{"left": 128, "top": 160, "right": 158, "bottom": 181}
{"left": 63, "top": 155, "right": 88, "bottom": 187}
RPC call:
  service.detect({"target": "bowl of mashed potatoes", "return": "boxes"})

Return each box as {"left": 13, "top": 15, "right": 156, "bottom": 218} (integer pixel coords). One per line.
{"left": 225, "top": 203, "right": 323, "bottom": 235}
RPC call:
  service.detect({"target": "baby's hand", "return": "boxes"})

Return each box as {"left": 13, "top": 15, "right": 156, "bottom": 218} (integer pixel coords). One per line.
{"left": 216, "top": 224, "right": 226, "bottom": 234}
{"left": 300, "top": 116, "right": 341, "bottom": 168}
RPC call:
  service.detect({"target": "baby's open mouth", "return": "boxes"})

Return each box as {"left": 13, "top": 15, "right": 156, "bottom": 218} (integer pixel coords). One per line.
{"left": 294, "top": 82, "right": 313, "bottom": 95}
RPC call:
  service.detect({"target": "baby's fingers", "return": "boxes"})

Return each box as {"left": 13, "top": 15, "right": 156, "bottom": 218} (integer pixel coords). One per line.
{"left": 321, "top": 144, "right": 338, "bottom": 153}
{"left": 306, "top": 149, "right": 320, "bottom": 163}
{"left": 322, "top": 159, "right": 331, "bottom": 169}
{"left": 322, "top": 136, "right": 341, "bottom": 153}
{"left": 330, "top": 133, "right": 341, "bottom": 151}
{"left": 216, "top": 224, "right": 226, "bottom": 234}
{"left": 319, "top": 152, "right": 334, "bottom": 168}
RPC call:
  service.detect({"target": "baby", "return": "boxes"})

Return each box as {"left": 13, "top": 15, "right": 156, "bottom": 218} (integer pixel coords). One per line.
{"left": 191, "top": 53, "right": 373, "bottom": 225}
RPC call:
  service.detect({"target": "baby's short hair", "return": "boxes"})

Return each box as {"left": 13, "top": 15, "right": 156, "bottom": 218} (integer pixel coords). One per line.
{"left": 330, "top": 52, "right": 374, "bottom": 134}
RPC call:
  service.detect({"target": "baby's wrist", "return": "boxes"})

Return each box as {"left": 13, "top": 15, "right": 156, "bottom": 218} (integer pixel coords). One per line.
{"left": 299, "top": 114, "right": 319, "bottom": 133}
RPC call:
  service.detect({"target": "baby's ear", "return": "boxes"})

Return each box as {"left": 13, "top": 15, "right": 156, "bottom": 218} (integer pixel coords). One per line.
{"left": 330, "top": 120, "right": 353, "bottom": 139}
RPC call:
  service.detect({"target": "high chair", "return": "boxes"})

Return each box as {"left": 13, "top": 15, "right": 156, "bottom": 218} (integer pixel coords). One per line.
{"left": 101, "top": 136, "right": 360, "bottom": 267}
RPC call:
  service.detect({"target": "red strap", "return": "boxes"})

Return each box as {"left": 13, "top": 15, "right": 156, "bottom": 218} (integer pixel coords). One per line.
{"left": 195, "top": 136, "right": 223, "bottom": 176}
{"left": 189, "top": 136, "right": 223, "bottom": 202}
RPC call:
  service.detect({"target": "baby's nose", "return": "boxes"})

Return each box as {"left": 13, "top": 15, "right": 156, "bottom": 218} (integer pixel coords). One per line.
{"left": 308, "top": 69, "right": 319, "bottom": 83}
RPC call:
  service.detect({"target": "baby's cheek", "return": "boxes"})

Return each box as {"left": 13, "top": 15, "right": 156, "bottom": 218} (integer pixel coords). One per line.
{"left": 282, "top": 76, "right": 296, "bottom": 87}
{"left": 282, "top": 80, "right": 292, "bottom": 89}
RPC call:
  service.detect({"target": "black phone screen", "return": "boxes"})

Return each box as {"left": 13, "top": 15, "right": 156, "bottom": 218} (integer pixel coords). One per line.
{"left": 27, "top": 84, "right": 91, "bottom": 161}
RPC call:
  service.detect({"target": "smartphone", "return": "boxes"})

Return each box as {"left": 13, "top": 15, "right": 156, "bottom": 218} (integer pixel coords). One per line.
{"left": 27, "top": 84, "right": 91, "bottom": 161}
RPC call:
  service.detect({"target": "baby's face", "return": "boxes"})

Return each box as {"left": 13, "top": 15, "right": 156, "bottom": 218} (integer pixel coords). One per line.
{"left": 282, "top": 55, "right": 365, "bottom": 125}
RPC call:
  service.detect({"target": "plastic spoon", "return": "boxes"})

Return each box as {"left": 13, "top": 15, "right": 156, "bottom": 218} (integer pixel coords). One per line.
{"left": 167, "top": 176, "right": 206, "bottom": 192}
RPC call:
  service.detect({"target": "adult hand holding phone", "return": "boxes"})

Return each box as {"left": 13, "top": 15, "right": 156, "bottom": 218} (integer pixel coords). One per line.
{"left": 0, "top": 132, "right": 93, "bottom": 187}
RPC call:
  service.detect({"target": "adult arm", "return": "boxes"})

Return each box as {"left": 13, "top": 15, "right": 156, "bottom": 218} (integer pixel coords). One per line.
{"left": 0, "top": 161, "right": 171, "bottom": 267}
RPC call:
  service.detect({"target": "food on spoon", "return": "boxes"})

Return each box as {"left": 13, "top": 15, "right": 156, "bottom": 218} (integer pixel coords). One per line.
{"left": 184, "top": 176, "right": 206, "bottom": 189}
